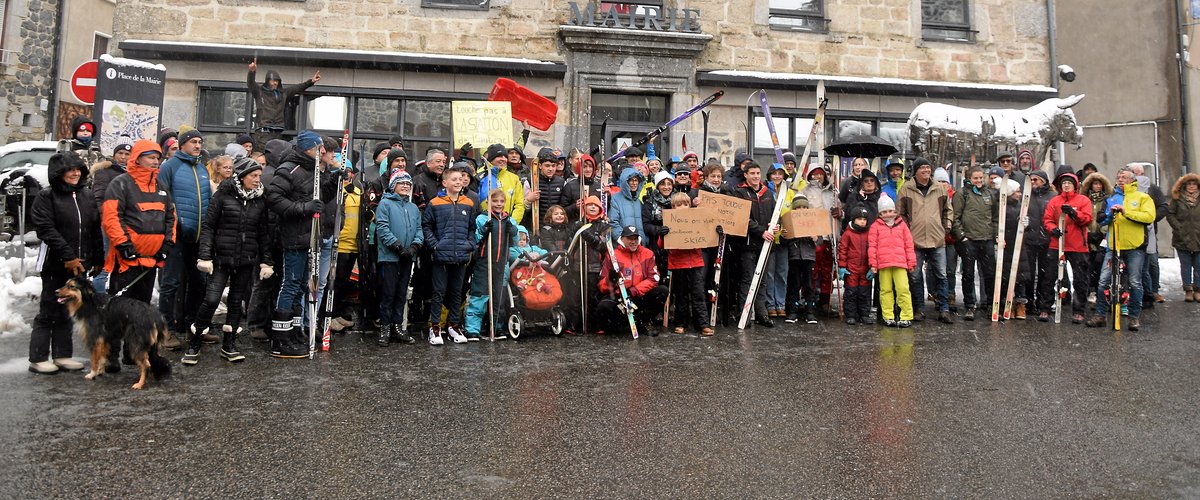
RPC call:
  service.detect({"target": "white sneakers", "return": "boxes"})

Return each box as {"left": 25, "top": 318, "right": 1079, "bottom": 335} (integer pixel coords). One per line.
{"left": 447, "top": 326, "right": 468, "bottom": 344}
{"left": 28, "top": 360, "right": 59, "bottom": 374}
{"left": 429, "top": 333, "right": 444, "bottom": 346}
{"left": 53, "top": 358, "right": 85, "bottom": 371}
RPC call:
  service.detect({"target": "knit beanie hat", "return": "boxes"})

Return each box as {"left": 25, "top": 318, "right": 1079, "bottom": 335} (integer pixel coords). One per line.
{"left": 878, "top": 193, "right": 896, "bottom": 212}
{"left": 933, "top": 167, "right": 951, "bottom": 184}
{"left": 486, "top": 144, "right": 507, "bottom": 162}
{"left": 233, "top": 156, "right": 262, "bottom": 179}
{"left": 179, "top": 129, "right": 203, "bottom": 146}
{"left": 295, "top": 130, "right": 321, "bottom": 152}
{"left": 653, "top": 170, "right": 673, "bottom": 187}
{"left": 386, "top": 148, "right": 407, "bottom": 166}
{"left": 225, "top": 143, "right": 248, "bottom": 159}
{"left": 388, "top": 169, "right": 413, "bottom": 190}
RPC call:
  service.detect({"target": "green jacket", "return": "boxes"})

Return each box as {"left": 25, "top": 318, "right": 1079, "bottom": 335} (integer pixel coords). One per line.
{"left": 951, "top": 185, "right": 998, "bottom": 241}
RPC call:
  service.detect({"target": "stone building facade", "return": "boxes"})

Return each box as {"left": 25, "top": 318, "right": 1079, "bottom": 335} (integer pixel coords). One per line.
{"left": 0, "top": 0, "right": 59, "bottom": 142}
{"left": 111, "top": 0, "right": 1057, "bottom": 168}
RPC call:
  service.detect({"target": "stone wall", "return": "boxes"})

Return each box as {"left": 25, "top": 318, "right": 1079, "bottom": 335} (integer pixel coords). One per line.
{"left": 0, "top": 0, "right": 59, "bottom": 142}
{"left": 113, "top": 0, "right": 1050, "bottom": 87}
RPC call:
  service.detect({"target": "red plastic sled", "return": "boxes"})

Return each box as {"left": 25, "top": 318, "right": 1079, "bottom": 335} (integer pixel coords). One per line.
{"left": 489, "top": 78, "right": 558, "bottom": 131}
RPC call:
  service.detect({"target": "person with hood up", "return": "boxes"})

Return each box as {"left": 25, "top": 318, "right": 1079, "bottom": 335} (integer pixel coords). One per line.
{"left": 157, "top": 128, "right": 212, "bottom": 348}
{"left": 880, "top": 160, "right": 905, "bottom": 202}
{"left": 478, "top": 144, "right": 526, "bottom": 225}
{"left": 246, "top": 137, "right": 292, "bottom": 341}
{"left": 731, "top": 162, "right": 778, "bottom": 328}
{"left": 1043, "top": 166, "right": 1094, "bottom": 323}
{"left": 1128, "top": 163, "right": 1169, "bottom": 306}
{"left": 1088, "top": 168, "right": 1156, "bottom": 331}
{"left": 506, "top": 145, "right": 531, "bottom": 185}
{"left": 576, "top": 196, "right": 611, "bottom": 332}
{"left": 896, "top": 158, "right": 954, "bottom": 324}
{"left": 28, "top": 152, "right": 104, "bottom": 374}
{"left": 1021, "top": 169, "right": 1057, "bottom": 321}
{"left": 375, "top": 170, "right": 423, "bottom": 346}
{"left": 264, "top": 131, "right": 340, "bottom": 358}
{"left": 841, "top": 168, "right": 882, "bottom": 232}
{"left": 838, "top": 206, "right": 874, "bottom": 325}
{"left": 562, "top": 153, "right": 602, "bottom": 221}
{"left": 801, "top": 163, "right": 840, "bottom": 318}
{"left": 869, "top": 194, "right": 916, "bottom": 327}
{"left": 246, "top": 58, "right": 320, "bottom": 148}
{"left": 187, "top": 156, "right": 273, "bottom": 365}
{"left": 1082, "top": 171, "right": 1114, "bottom": 300}
{"left": 101, "top": 140, "right": 176, "bottom": 369}
{"left": 950, "top": 166, "right": 998, "bottom": 321}
{"left": 1167, "top": 172, "right": 1200, "bottom": 302}
{"left": 723, "top": 150, "right": 754, "bottom": 190}
{"left": 642, "top": 170, "right": 675, "bottom": 277}
{"left": 608, "top": 167, "right": 647, "bottom": 245}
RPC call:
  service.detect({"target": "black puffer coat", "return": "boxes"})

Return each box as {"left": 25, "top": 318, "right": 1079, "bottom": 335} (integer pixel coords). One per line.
{"left": 199, "top": 179, "right": 273, "bottom": 268}
{"left": 32, "top": 152, "right": 103, "bottom": 269}
{"left": 265, "top": 147, "right": 338, "bottom": 250}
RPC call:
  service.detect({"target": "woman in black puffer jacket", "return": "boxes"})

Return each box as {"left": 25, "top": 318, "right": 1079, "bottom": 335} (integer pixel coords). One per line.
{"left": 28, "top": 152, "right": 104, "bottom": 374}
{"left": 188, "top": 157, "right": 274, "bottom": 364}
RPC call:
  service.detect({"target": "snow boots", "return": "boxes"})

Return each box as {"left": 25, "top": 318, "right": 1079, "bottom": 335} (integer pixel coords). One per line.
{"left": 220, "top": 326, "right": 245, "bottom": 362}
{"left": 183, "top": 324, "right": 206, "bottom": 365}
{"left": 269, "top": 310, "right": 307, "bottom": 359}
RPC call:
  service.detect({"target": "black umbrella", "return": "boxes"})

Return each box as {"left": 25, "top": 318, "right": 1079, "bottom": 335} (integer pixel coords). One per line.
{"left": 823, "top": 134, "right": 898, "bottom": 158}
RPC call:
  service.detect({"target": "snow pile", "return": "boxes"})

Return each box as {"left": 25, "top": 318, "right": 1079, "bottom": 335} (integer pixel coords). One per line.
{"left": 99, "top": 53, "right": 167, "bottom": 72}
{"left": 908, "top": 95, "right": 1086, "bottom": 152}
{"left": 0, "top": 243, "right": 40, "bottom": 338}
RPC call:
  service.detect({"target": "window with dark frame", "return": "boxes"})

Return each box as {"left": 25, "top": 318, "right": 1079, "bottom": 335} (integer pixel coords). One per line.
{"left": 921, "top": 0, "right": 975, "bottom": 43}
{"left": 92, "top": 33, "right": 110, "bottom": 60}
{"left": 768, "top": 0, "right": 829, "bottom": 33}
{"left": 421, "top": 0, "right": 489, "bottom": 10}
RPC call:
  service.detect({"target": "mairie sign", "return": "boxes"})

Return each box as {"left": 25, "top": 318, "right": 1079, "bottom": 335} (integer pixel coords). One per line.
{"left": 566, "top": 2, "right": 701, "bottom": 34}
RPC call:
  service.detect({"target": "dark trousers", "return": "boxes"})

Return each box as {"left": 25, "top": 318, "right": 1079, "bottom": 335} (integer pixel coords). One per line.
{"left": 1026, "top": 243, "right": 1056, "bottom": 313}
{"left": 735, "top": 245, "right": 768, "bottom": 319}
{"left": 378, "top": 259, "right": 415, "bottom": 325}
{"left": 1063, "top": 251, "right": 1091, "bottom": 315}
{"left": 1088, "top": 249, "right": 1105, "bottom": 296}
{"left": 331, "top": 252, "right": 357, "bottom": 320}
{"left": 958, "top": 239, "right": 995, "bottom": 309}
{"left": 597, "top": 284, "right": 668, "bottom": 333}
{"left": 29, "top": 267, "right": 73, "bottom": 362}
{"left": 248, "top": 250, "right": 283, "bottom": 331}
{"left": 843, "top": 284, "right": 872, "bottom": 321}
{"left": 195, "top": 264, "right": 255, "bottom": 331}
{"left": 670, "top": 267, "right": 709, "bottom": 329}
{"left": 158, "top": 238, "right": 206, "bottom": 333}
{"left": 429, "top": 262, "right": 467, "bottom": 327}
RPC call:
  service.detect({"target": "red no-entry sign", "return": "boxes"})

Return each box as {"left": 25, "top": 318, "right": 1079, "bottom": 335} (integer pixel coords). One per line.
{"left": 70, "top": 60, "right": 98, "bottom": 105}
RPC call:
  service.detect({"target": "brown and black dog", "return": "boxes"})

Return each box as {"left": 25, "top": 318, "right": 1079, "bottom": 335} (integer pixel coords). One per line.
{"left": 55, "top": 276, "right": 171, "bottom": 389}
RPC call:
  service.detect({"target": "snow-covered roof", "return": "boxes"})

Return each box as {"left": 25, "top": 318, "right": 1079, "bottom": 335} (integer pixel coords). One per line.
{"left": 100, "top": 53, "right": 167, "bottom": 72}
{"left": 705, "top": 70, "right": 1058, "bottom": 95}
{"left": 0, "top": 141, "right": 57, "bottom": 156}
{"left": 122, "top": 39, "right": 561, "bottom": 67}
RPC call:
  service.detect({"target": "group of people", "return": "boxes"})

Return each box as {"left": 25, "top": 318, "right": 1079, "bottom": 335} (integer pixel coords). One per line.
{"left": 23, "top": 111, "right": 1200, "bottom": 375}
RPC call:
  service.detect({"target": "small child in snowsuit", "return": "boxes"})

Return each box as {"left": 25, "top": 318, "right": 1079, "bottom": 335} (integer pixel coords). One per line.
{"left": 838, "top": 206, "right": 874, "bottom": 325}
{"left": 666, "top": 193, "right": 713, "bottom": 336}
{"left": 466, "top": 189, "right": 520, "bottom": 339}
{"left": 510, "top": 225, "right": 549, "bottom": 263}
{"left": 868, "top": 194, "right": 917, "bottom": 327}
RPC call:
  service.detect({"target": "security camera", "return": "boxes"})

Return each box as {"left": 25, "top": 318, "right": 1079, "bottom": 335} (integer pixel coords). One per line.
{"left": 1058, "top": 64, "right": 1076, "bottom": 83}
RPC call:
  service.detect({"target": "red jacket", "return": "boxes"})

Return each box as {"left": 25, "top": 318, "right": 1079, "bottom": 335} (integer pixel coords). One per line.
{"left": 868, "top": 217, "right": 915, "bottom": 271}
{"left": 838, "top": 224, "right": 871, "bottom": 286}
{"left": 1044, "top": 191, "right": 1093, "bottom": 252}
{"left": 599, "top": 243, "right": 660, "bottom": 297}
{"left": 667, "top": 247, "right": 703, "bottom": 270}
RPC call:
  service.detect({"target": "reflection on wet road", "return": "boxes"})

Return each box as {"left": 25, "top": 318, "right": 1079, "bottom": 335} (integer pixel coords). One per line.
{"left": 1, "top": 306, "right": 1198, "bottom": 497}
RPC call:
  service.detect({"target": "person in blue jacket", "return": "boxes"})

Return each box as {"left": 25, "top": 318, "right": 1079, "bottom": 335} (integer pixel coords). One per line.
{"left": 607, "top": 167, "right": 646, "bottom": 244}
{"left": 375, "top": 170, "right": 423, "bottom": 346}
{"left": 156, "top": 128, "right": 212, "bottom": 349}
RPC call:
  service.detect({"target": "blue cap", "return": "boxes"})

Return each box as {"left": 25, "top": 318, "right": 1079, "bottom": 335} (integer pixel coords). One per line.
{"left": 295, "top": 131, "right": 321, "bottom": 152}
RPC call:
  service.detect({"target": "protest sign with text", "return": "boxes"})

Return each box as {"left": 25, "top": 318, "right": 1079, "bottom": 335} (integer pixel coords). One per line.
{"left": 451, "top": 101, "right": 514, "bottom": 149}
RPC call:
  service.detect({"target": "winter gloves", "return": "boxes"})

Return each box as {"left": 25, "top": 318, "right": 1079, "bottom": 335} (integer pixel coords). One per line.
{"left": 196, "top": 260, "right": 213, "bottom": 274}
{"left": 304, "top": 199, "right": 323, "bottom": 214}
{"left": 118, "top": 242, "right": 138, "bottom": 261}
{"left": 259, "top": 264, "right": 274, "bottom": 280}
{"left": 837, "top": 268, "right": 850, "bottom": 280}
{"left": 63, "top": 258, "right": 85, "bottom": 276}
{"left": 1050, "top": 228, "right": 1063, "bottom": 238}
{"left": 1061, "top": 205, "right": 1077, "bottom": 219}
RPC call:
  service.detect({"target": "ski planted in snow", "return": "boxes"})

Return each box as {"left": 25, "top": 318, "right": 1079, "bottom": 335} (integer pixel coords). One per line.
{"left": 319, "top": 130, "right": 350, "bottom": 350}
{"left": 307, "top": 148, "right": 323, "bottom": 358}
{"left": 991, "top": 171, "right": 1010, "bottom": 322}
{"left": 1054, "top": 212, "right": 1067, "bottom": 324}
{"left": 1003, "top": 172, "right": 1033, "bottom": 320}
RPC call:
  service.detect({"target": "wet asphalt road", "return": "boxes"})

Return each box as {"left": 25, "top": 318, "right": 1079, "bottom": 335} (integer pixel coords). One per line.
{"left": 1, "top": 300, "right": 1199, "bottom": 498}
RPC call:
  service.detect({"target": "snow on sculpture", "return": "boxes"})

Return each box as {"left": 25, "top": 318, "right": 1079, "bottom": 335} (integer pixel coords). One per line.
{"left": 907, "top": 94, "right": 1085, "bottom": 169}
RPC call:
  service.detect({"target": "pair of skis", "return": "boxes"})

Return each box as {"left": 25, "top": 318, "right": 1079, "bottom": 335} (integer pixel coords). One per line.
{"left": 1053, "top": 212, "right": 1067, "bottom": 324}
{"left": 738, "top": 84, "right": 828, "bottom": 330}
{"left": 318, "top": 131, "right": 351, "bottom": 351}
{"left": 991, "top": 171, "right": 1010, "bottom": 321}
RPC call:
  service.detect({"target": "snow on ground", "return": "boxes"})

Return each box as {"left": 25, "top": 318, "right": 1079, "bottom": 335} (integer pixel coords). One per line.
{"left": 0, "top": 242, "right": 40, "bottom": 338}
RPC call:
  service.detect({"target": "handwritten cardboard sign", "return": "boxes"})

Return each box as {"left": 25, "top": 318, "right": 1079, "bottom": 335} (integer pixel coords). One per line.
{"left": 781, "top": 208, "right": 833, "bottom": 238}
{"left": 662, "top": 208, "right": 718, "bottom": 249}
{"left": 451, "top": 101, "right": 514, "bottom": 149}
{"left": 697, "top": 192, "right": 750, "bottom": 237}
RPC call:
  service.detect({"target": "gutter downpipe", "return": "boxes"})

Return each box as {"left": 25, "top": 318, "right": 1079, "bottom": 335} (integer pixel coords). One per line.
{"left": 1175, "top": 0, "right": 1193, "bottom": 174}
{"left": 1047, "top": 0, "right": 1065, "bottom": 166}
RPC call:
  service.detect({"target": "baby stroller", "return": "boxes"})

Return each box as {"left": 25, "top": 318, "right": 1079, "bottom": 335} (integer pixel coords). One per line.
{"left": 505, "top": 252, "right": 569, "bottom": 339}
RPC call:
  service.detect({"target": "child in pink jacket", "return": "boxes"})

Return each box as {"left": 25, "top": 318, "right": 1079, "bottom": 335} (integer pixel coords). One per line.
{"left": 868, "top": 194, "right": 917, "bottom": 327}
